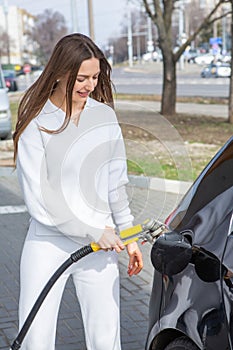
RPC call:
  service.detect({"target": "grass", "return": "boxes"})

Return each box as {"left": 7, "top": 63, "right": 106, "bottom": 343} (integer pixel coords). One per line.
{"left": 127, "top": 156, "right": 200, "bottom": 182}
{"left": 10, "top": 100, "right": 19, "bottom": 131}
{"left": 126, "top": 151, "right": 215, "bottom": 182}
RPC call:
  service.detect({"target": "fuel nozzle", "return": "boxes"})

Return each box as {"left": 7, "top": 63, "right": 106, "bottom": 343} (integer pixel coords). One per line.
{"left": 141, "top": 218, "right": 168, "bottom": 244}
{"left": 119, "top": 218, "right": 168, "bottom": 245}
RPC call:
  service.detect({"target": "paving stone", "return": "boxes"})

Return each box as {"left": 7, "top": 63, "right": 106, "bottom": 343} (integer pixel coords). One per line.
{"left": 0, "top": 174, "right": 178, "bottom": 349}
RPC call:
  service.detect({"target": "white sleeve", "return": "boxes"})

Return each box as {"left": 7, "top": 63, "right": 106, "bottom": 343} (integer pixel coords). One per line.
{"left": 108, "top": 124, "right": 134, "bottom": 232}
{"left": 17, "top": 120, "right": 53, "bottom": 226}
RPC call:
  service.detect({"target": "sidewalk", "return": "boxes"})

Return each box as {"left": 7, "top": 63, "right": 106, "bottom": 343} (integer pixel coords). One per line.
{"left": 122, "top": 60, "right": 201, "bottom": 75}
{"left": 115, "top": 99, "right": 228, "bottom": 119}
{"left": 0, "top": 168, "right": 181, "bottom": 350}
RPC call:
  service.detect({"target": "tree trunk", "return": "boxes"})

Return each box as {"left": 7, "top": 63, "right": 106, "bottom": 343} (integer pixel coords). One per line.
{"left": 161, "top": 55, "right": 177, "bottom": 116}
{"left": 228, "top": 5, "right": 233, "bottom": 123}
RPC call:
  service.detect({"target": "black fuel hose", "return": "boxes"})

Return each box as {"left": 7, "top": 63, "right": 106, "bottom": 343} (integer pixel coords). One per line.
{"left": 10, "top": 244, "right": 96, "bottom": 350}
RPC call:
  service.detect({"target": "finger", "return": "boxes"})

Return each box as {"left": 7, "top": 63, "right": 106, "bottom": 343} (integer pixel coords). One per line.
{"left": 116, "top": 237, "right": 125, "bottom": 250}
{"left": 128, "top": 256, "right": 143, "bottom": 276}
{"left": 128, "top": 250, "right": 143, "bottom": 266}
{"left": 128, "top": 263, "right": 140, "bottom": 276}
{"left": 128, "top": 264, "right": 143, "bottom": 276}
{"left": 114, "top": 244, "right": 125, "bottom": 253}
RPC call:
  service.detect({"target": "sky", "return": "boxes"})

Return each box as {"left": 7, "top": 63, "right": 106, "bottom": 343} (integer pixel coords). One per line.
{"left": 7, "top": 0, "right": 128, "bottom": 48}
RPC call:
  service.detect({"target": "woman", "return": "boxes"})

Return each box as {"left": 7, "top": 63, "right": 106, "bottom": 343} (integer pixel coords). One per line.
{"left": 13, "top": 33, "right": 143, "bottom": 350}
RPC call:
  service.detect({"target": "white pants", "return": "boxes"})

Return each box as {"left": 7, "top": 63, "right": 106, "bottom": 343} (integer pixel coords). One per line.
{"left": 19, "top": 220, "right": 121, "bottom": 350}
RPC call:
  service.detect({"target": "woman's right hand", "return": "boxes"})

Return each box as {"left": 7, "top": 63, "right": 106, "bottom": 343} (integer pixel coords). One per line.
{"left": 97, "top": 226, "right": 125, "bottom": 253}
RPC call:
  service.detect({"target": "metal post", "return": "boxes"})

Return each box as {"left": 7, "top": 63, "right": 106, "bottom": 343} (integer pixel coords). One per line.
{"left": 127, "top": 1, "right": 133, "bottom": 68}
{"left": 178, "top": 0, "right": 184, "bottom": 70}
{"left": 87, "top": 0, "right": 95, "bottom": 41}
{"left": 136, "top": 32, "right": 141, "bottom": 62}
{"left": 222, "top": 6, "right": 227, "bottom": 55}
{"left": 147, "top": 17, "right": 154, "bottom": 60}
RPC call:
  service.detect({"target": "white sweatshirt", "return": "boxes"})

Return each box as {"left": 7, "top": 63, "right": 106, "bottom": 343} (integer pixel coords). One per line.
{"left": 17, "top": 97, "right": 134, "bottom": 244}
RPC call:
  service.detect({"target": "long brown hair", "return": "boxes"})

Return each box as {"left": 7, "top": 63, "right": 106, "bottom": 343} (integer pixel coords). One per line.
{"left": 13, "top": 33, "right": 114, "bottom": 161}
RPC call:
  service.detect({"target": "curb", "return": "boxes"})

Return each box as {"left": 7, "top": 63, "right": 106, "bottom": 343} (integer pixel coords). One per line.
{"left": 129, "top": 174, "right": 192, "bottom": 195}
{"left": 0, "top": 166, "right": 192, "bottom": 196}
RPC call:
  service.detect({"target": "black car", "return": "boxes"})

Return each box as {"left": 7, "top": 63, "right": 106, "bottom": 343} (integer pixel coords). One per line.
{"left": 3, "top": 69, "right": 18, "bottom": 91}
{"left": 146, "top": 136, "right": 233, "bottom": 350}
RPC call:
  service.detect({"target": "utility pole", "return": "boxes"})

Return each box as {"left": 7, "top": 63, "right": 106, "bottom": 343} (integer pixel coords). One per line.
{"left": 127, "top": 1, "right": 133, "bottom": 68}
{"left": 87, "top": 0, "right": 95, "bottom": 41}
{"left": 178, "top": 0, "right": 185, "bottom": 70}
{"left": 147, "top": 17, "right": 154, "bottom": 60}
{"left": 71, "top": 0, "right": 78, "bottom": 33}
{"left": 222, "top": 5, "right": 227, "bottom": 55}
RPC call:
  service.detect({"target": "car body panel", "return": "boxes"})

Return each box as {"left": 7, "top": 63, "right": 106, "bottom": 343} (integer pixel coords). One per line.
{"left": 195, "top": 54, "right": 215, "bottom": 65}
{"left": 146, "top": 136, "right": 233, "bottom": 350}
{"left": 0, "top": 67, "right": 12, "bottom": 139}
{"left": 201, "top": 63, "right": 231, "bottom": 78}
{"left": 3, "top": 69, "right": 18, "bottom": 91}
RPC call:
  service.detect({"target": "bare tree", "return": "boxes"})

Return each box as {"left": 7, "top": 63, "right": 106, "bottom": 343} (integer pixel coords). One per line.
{"left": 0, "top": 31, "right": 9, "bottom": 59}
{"left": 142, "top": 0, "right": 232, "bottom": 116}
{"left": 109, "top": 36, "right": 128, "bottom": 64}
{"left": 109, "top": 7, "right": 155, "bottom": 64}
{"left": 29, "top": 9, "right": 68, "bottom": 65}
{"left": 0, "top": 28, "right": 15, "bottom": 65}
{"left": 185, "top": 0, "right": 206, "bottom": 46}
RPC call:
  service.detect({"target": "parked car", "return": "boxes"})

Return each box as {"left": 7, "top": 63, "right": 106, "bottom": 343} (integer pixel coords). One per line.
{"left": 142, "top": 51, "right": 161, "bottom": 62}
{"left": 185, "top": 49, "right": 201, "bottom": 64}
{"left": 194, "top": 53, "right": 215, "bottom": 65}
{"left": 146, "top": 136, "right": 233, "bottom": 350}
{"left": 3, "top": 69, "right": 18, "bottom": 91}
{"left": 221, "top": 53, "right": 231, "bottom": 63}
{"left": 0, "top": 67, "right": 12, "bottom": 139}
{"left": 201, "top": 62, "right": 231, "bottom": 78}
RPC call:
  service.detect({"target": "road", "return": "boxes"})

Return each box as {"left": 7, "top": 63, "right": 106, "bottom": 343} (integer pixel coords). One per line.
{"left": 111, "top": 64, "right": 229, "bottom": 98}
{"left": 15, "top": 62, "right": 230, "bottom": 99}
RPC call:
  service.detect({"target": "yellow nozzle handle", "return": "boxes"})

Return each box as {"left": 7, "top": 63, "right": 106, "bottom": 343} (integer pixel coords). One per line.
{"left": 119, "top": 224, "right": 143, "bottom": 245}
{"left": 90, "top": 242, "right": 102, "bottom": 252}
{"left": 90, "top": 223, "right": 144, "bottom": 251}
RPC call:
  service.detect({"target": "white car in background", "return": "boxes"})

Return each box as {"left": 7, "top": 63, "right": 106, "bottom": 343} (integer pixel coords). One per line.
{"left": 194, "top": 53, "right": 216, "bottom": 65}
{"left": 142, "top": 51, "right": 160, "bottom": 62}
{"left": 0, "top": 66, "right": 12, "bottom": 139}
{"left": 201, "top": 62, "right": 231, "bottom": 78}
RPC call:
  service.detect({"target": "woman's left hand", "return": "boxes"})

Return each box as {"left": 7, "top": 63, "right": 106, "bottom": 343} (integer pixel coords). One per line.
{"left": 126, "top": 242, "right": 143, "bottom": 277}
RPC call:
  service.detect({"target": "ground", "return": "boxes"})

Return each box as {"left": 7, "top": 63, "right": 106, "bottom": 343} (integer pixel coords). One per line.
{"left": 117, "top": 109, "right": 233, "bottom": 180}
{"left": 1, "top": 107, "right": 233, "bottom": 180}
{"left": 118, "top": 109, "right": 232, "bottom": 144}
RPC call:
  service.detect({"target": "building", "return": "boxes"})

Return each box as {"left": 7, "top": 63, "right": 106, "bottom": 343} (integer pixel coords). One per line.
{"left": 0, "top": 5, "right": 36, "bottom": 66}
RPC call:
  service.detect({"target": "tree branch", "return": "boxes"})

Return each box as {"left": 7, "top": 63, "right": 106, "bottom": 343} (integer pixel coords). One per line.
{"left": 174, "top": 0, "right": 230, "bottom": 62}
{"left": 206, "top": 10, "right": 232, "bottom": 26}
{"left": 142, "top": 0, "right": 157, "bottom": 23}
